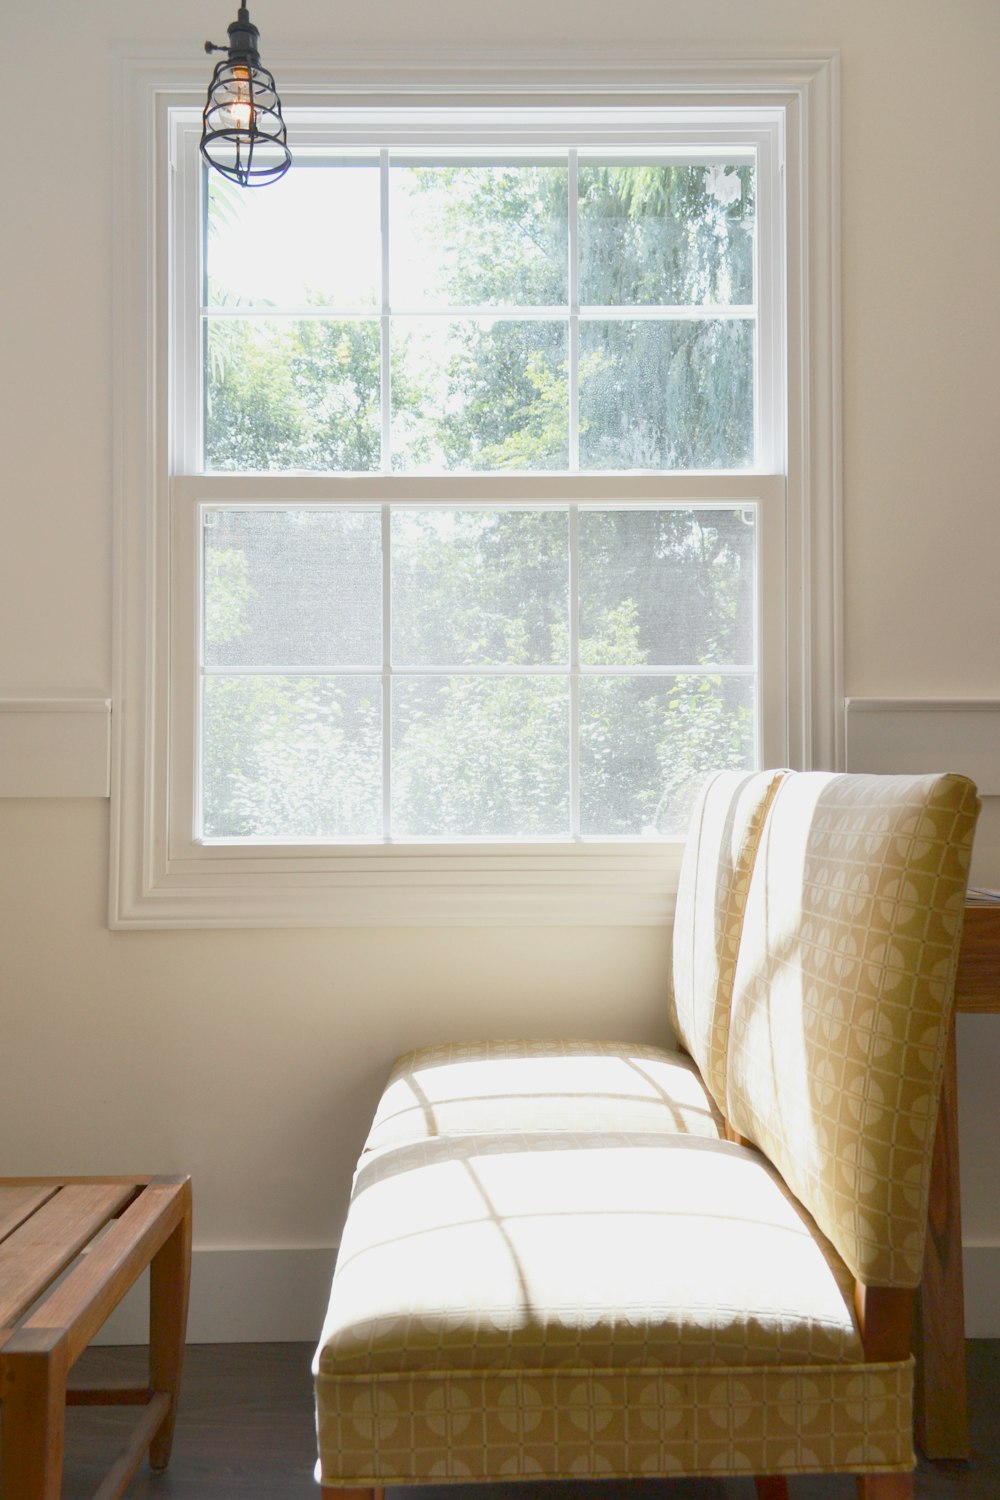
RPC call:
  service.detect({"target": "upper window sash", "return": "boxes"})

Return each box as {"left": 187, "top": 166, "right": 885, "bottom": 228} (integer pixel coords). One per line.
{"left": 168, "top": 109, "right": 785, "bottom": 478}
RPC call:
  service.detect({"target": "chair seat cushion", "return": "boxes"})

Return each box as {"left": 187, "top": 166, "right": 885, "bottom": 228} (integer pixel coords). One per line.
{"left": 361, "top": 1040, "right": 724, "bottom": 1154}
{"left": 314, "top": 1132, "right": 913, "bottom": 1485}
{"left": 320, "top": 1132, "right": 861, "bottom": 1375}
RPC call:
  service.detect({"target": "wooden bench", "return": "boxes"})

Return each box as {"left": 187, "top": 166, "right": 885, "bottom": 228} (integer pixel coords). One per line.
{"left": 0, "top": 1174, "right": 191, "bottom": 1500}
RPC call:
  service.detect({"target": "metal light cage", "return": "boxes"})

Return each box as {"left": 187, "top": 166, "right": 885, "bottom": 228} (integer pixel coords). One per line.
{"left": 201, "top": 6, "right": 291, "bottom": 188}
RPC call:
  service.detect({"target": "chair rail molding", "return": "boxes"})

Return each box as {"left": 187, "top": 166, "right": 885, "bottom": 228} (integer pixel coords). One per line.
{"left": 845, "top": 698, "right": 1000, "bottom": 796}
{"left": 0, "top": 697, "right": 112, "bottom": 798}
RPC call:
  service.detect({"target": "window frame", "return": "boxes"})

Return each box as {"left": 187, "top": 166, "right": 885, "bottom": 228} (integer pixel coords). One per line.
{"left": 111, "top": 49, "right": 841, "bottom": 928}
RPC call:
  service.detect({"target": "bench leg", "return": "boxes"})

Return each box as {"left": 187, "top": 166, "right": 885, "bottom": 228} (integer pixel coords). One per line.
{"left": 148, "top": 1178, "right": 193, "bottom": 1470}
{"left": 0, "top": 1329, "right": 69, "bottom": 1500}
{"left": 321, "top": 1490, "right": 384, "bottom": 1498}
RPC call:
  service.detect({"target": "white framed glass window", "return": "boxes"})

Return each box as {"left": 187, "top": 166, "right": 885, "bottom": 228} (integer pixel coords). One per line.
{"left": 111, "top": 54, "right": 840, "bottom": 926}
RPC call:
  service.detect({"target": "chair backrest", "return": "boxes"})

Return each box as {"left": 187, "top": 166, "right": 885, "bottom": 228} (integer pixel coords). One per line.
{"left": 726, "top": 771, "right": 979, "bottom": 1287}
{"left": 667, "top": 768, "right": 787, "bottom": 1110}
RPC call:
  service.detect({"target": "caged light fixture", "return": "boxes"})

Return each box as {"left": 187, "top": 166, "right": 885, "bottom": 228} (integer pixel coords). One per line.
{"left": 201, "top": 4, "right": 291, "bottom": 187}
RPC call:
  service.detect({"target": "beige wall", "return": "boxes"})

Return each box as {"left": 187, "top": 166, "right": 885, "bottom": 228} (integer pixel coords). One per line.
{"left": 2, "top": 0, "right": 999, "bottom": 1320}
{"left": 1, "top": 799, "right": 672, "bottom": 1247}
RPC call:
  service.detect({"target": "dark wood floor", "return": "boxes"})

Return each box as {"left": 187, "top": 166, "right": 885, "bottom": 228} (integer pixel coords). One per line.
{"left": 44, "top": 1341, "right": 1000, "bottom": 1498}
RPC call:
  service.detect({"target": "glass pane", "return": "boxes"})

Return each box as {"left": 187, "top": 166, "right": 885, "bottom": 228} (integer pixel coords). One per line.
{"left": 580, "top": 674, "right": 755, "bottom": 836}
{"left": 579, "top": 508, "right": 755, "bottom": 668}
{"left": 578, "top": 162, "right": 755, "bottom": 306}
{"left": 392, "top": 676, "right": 570, "bottom": 836}
{"left": 389, "top": 163, "right": 568, "bottom": 307}
{"left": 391, "top": 318, "right": 568, "bottom": 471}
{"left": 579, "top": 319, "right": 754, "bottom": 470}
{"left": 202, "top": 675, "right": 382, "bottom": 838}
{"left": 204, "top": 509, "right": 381, "bottom": 668}
{"left": 391, "top": 510, "right": 568, "bottom": 666}
{"left": 205, "top": 163, "right": 381, "bottom": 307}
{"left": 204, "top": 318, "right": 382, "bottom": 471}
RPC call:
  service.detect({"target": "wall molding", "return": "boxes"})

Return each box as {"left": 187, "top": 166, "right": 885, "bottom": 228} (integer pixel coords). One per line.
{"left": 847, "top": 699, "right": 1000, "bottom": 714}
{"left": 963, "top": 1246, "right": 1000, "bottom": 1339}
{"left": 94, "top": 1246, "right": 336, "bottom": 1345}
{"left": 0, "top": 697, "right": 111, "bottom": 798}
{"left": 845, "top": 698, "right": 1000, "bottom": 796}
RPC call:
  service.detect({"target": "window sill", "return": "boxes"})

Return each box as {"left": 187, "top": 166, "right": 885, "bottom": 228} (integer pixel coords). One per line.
{"left": 109, "top": 841, "right": 685, "bottom": 928}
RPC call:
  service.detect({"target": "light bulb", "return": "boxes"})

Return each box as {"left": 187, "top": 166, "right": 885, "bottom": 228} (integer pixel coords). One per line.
{"left": 219, "top": 66, "right": 253, "bottom": 133}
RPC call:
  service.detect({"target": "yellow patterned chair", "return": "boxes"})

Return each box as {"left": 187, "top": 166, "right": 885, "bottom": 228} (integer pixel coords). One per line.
{"left": 313, "top": 771, "right": 978, "bottom": 1500}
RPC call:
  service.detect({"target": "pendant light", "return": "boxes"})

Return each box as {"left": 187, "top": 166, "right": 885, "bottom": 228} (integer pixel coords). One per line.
{"left": 201, "top": 5, "right": 291, "bottom": 187}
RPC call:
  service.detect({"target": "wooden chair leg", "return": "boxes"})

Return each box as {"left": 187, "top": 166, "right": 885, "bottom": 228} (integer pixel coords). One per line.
{"left": 856, "top": 1475, "right": 914, "bottom": 1499}
{"left": 914, "top": 1018, "right": 970, "bottom": 1458}
{"left": 755, "top": 1479, "right": 790, "bottom": 1500}
{"left": 0, "top": 1328, "right": 69, "bottom": 1500}
{"left": 148, "top": 1178, "right": 193, "bottom": 1470}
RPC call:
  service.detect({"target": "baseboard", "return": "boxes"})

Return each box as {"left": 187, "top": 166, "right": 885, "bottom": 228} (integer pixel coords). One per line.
{"left": 962, "top": 1246, "right": 1000, "bottom": 1337}
{"left": 92, "top": 1246, "right": 336, "bottom": 1345}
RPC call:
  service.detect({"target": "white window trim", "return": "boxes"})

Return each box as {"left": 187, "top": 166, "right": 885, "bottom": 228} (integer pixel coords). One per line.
{"left": 110, "top": 48, "right": 841, "bottom": 929}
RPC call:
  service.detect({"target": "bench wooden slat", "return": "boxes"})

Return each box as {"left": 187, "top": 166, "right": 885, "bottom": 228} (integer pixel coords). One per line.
{"left": 0, "top": 1185, "right": 60, "bottom": 1246}
{"left": 0, "top": 1176, "right": 154, "bottom": 1189}
{"left": 0, "top": 1183, "right": 136, "bottom": 1331}
{"left": 22, "top": 1180, "right": 188, "bottom": 1367}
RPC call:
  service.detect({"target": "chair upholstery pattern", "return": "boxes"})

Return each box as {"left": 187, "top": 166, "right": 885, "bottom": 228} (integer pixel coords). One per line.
{"left": 362, "top": 1039, "right": 723, "bottom": 1152}
{"left": 667, "top": 768, "right": 786, "bottom": 1109}
{"left": 316, "top": 1361, "right": 913, "bottom": 1484}
{"left": 315, "top": 1132, "right": 911, "bottom": 1484}
{"left": 727, "top": 771, "right": 979, "bottom": 1287}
